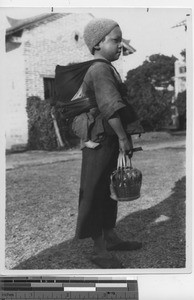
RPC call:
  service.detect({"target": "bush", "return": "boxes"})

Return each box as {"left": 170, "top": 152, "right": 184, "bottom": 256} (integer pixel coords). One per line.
{"left": 26, "top": 96, "right": 58, "bottom": 150}
{"left": 124, "top": 53, "right": 176, "bottom": 131}
{"left": 26, "top": 96, "right": 79, "bottom": 150}
{"left": 176, "top": 91, "right": 186, "bottom": 130}
{"left": 126, "top": 85, "right": 173, "bottom": 131}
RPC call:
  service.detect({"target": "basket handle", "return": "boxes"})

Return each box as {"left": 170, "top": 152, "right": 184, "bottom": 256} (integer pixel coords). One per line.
{"left": 126, "top": 154, "right": 132, "bottom": 168}
{"left": 117, "top": 147, "right": 143, "bottom": 169}
{"left": 117, "top": 151, "right": 132, "bottom": 169}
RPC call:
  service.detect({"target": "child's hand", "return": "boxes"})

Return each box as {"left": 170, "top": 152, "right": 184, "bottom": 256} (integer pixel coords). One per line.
{"left": 119, "top": 136, "right": 133, "bottom": 158}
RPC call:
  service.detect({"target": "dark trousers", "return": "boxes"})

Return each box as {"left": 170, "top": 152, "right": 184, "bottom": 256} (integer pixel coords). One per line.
{"left": 75, "top": 136, "right": 119, "bottom": 239}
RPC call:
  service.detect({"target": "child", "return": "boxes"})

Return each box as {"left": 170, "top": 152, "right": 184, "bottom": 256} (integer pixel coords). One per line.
{"left": 75, "top": 18, "right": 142, "bottom": 269}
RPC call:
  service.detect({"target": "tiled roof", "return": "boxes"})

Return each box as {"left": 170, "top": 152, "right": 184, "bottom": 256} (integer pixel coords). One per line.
{"left": 6, "top": 13, "right": 69, "bottom": 36}
{"left": 122, "top": 38, "right": 136, "bottom": 55}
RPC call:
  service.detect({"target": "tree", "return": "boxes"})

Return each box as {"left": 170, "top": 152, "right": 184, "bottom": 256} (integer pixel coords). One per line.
{"left": 176, "top": 90, "right": 186, "bottom": 130}
{"left": 124, "top": 54, "right": 177, "bottom": 131}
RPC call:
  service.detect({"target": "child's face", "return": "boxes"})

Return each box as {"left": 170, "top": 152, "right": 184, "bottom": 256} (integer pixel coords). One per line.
{"left": 98, "top": 26, "right": 122, "bottom": 61}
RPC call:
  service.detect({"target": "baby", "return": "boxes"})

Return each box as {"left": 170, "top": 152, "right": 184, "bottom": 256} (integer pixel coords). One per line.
{"left": 71, "top": 86, "right": 100, "bottom": 149}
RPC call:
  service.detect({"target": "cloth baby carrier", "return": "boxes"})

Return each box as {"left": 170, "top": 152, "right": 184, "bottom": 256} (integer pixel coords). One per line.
{"left": 53, "top": 59, "right": 111, "bottom": 120}
{"left": 53, "top": 59, "right": 144, "bottom": 135}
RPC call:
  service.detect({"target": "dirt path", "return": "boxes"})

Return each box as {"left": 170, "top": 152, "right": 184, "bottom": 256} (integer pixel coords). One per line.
{"left": 5, "top": 137, "right": 186, "bottom": 270}
{"left": 6, "top": 137, "right": 185, "bottom": 170}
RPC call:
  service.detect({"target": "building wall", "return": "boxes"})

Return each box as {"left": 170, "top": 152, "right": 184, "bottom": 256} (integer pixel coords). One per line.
{"left": 6, "top": 41, "right": 28, "bottom": 150}
{"left": 174, "top": 60, "right": 186, "bottom": 98}
{"left": 22, "top": 13, "right": 94, "bottom": 99}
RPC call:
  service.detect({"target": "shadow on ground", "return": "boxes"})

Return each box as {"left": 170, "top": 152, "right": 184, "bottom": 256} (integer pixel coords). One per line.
{"left": 12, "top": 176, "right": 186, "bottom": 270}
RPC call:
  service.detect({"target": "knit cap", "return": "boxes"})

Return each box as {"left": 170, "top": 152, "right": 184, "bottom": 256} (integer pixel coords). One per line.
{"left": 83, "top": 18, "right": 119, "bottom": 53}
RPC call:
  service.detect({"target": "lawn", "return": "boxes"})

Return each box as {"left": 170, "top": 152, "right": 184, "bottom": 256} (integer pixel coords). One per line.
{"left": 5, "top": 141, "right": 186, "bottom": 270}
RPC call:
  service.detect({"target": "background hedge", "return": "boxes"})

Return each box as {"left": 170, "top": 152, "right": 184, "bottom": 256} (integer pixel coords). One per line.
{"left": 26, "top": 96, "right": 58, "bottom": 150}
{"left": 26, "top": 96, "right": 79, "bottom": 150}
{"left": 125, "top": 88, "right": 173, "bottom": 132}
{"left": 124, "top": 54, "right": 177, "bottom": 131}
{"left": 176, "top": 91, "right": 186, "bottom": 130}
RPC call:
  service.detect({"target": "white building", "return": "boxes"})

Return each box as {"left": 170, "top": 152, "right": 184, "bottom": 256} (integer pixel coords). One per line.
{"left": 174, "top": 59, "right": 186, "bottom": 98}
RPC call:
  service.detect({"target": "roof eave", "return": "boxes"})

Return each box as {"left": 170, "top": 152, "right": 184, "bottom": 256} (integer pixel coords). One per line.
{"left": 6, "top": 13, "right": 65, "bottom": 36}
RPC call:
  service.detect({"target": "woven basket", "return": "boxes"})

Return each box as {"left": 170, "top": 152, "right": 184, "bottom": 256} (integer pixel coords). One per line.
{"left": 110, "top": 152, "right": 142, "bottom": 201}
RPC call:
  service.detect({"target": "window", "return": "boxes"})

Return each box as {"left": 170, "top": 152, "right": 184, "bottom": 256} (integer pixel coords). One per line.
{"left": 73, "top": 31, "right": 80, "bottom": 42}
{"left": 74, "top": 33, "right": 79, "bottom": 41}
{"left": 43, "top": 78, "right": 55, "bottom": 99}
{"left": 179, "top": 66, "right": 186, "bottom": 74}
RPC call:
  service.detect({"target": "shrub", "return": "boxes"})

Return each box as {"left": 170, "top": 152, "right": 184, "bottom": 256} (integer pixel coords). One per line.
{"left": 26, "top": 96, "right": 79, "bottom": 150}
{"left": 26, "top": 96, "right": 58, "bottom": 150}
{"left": 124, "top": 53, "right": 176, "bottom": 131}
{"left": 126, "top": 85, "right": 173, "bottom": 131}
{"left": 176, "top": 91, "right": 186, "bottom": 130}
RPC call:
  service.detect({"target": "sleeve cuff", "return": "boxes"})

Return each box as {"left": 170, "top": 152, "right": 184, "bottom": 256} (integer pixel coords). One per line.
{"left": 103, "top": 102, "right": 126, "bottom": 120}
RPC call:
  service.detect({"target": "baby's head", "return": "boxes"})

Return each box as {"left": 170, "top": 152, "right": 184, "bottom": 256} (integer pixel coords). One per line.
{"left": 83, "top": 18, "right": 122, "bottom": 62}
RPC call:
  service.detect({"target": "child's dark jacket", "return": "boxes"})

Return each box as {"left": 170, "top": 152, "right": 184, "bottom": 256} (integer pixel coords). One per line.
{"left": 72, "top": 61, "right": 143, "bottom": 145}
{"left": 75, "top": 61, "right": 143, "bottom": 239}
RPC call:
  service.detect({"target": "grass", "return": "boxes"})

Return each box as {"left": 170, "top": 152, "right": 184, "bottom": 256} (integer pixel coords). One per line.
{"left": 5, "top": 142, "right": 186, "bottom": 270}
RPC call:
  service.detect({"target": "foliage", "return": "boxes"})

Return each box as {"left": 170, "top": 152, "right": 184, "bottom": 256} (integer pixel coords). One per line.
{"left": 143, "top": 54, "right": 176, "bottom": 87}
{"left": 124, "top": 54, "right": 177, "bottom": 131}
{"left": 26, "top": 96, "right": 79, "bottom": 150}
{"left": 176, "top": 90, "right": 186, "bottom": 130}
{"left": 176, "top": 91, "right": 186, "bottom": 115}
{"left": 26, "top": 96, "right": 58, "bottom": 150}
